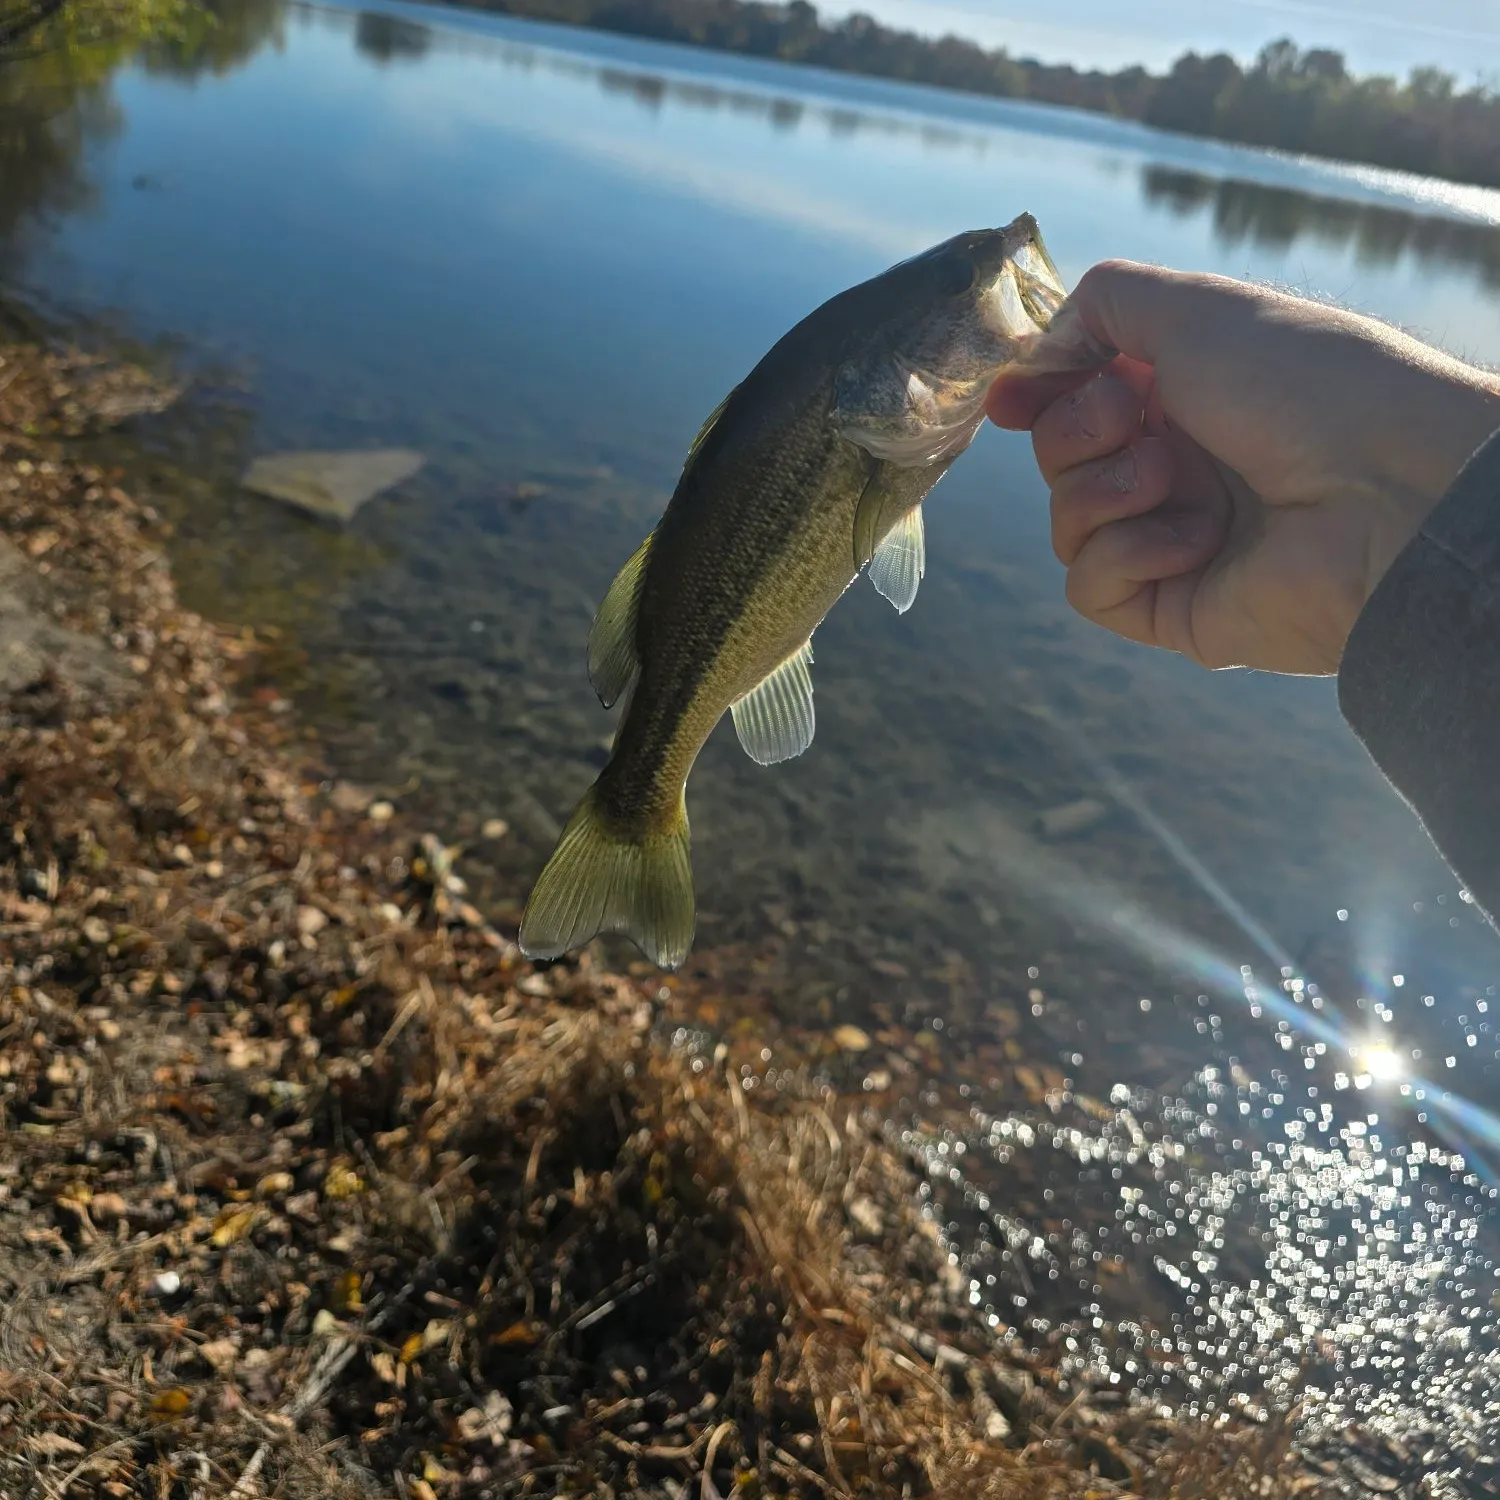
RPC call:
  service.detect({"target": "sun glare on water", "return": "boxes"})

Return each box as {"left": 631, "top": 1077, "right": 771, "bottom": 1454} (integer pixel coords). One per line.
{"left": 1356, "top": 1041, "right": 1404, "bottom": 1083}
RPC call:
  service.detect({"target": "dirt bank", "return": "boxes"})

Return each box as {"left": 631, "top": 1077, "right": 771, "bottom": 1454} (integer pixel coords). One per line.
{"left": 0, "top": 334, "right": 1316, "bottom": 1498}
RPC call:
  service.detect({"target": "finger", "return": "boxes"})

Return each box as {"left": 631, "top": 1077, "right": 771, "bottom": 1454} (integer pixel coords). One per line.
{"left": 1030, "top": 373, "right": 1147, "bottom": 484}
{"left": 984, "top": 369, "right": 1095, "bottom": 431}
{"left": 1050, "top": 437, "right": 1173, "bottom": 566}
{"left": 985, "top": 352, "right": 1150, "bottom": 433}
{"left": 1064, "top": 503, "right": 1226, "bottom": 646}
{"left": 1068, "top": 260, "right": 1256, "bottom": 369}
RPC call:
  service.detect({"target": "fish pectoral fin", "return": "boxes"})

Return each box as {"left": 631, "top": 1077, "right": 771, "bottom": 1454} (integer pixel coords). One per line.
{"left": 851, "top": 461, "right": 890, "bottom": 573}
{"left": 867, "top": 503, "right": 925, "bottom": 614}
{"left": 588, "top": 532, "right": 653, "bottom": 708}
{"left": 731, "top": 639, "right": 815, "bottom": 766}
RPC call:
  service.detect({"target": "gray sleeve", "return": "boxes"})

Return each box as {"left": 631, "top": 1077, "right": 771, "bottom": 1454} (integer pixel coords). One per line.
{"left": 1338, "top": 428, "right": 1500, "bottom": 924}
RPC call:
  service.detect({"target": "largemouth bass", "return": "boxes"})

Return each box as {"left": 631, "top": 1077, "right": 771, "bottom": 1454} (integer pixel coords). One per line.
{"left": 520, "top": 215, "right": 1107, "bottom": 970}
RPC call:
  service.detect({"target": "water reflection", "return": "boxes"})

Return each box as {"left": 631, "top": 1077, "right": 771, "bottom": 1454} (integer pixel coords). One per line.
{"left": 354, "top": 9, "right": 431, "bottom": 64}
{"left": 397, "top": 15, "right": 1500, "bottom": 297}
{"left": 0, "top": 78, "right": 116, "bottom": 274}
{"left": 1144, "top": 164, "right": 1500, "bottom": 288}
{"left": 139, "top": 0, "right": 287, "bottom": 79}
{"left": 0, "top": 0, "right": 285, "bottom": 277}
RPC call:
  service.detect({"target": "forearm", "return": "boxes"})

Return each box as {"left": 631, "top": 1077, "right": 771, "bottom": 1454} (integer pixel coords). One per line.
{"left": 1339, "top": 428, "right": 1500, "bottom": 923}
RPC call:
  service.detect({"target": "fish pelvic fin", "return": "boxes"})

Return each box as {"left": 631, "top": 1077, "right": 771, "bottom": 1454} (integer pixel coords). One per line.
{"left": 518, "top": 785, "right": 695, "bottom": 972}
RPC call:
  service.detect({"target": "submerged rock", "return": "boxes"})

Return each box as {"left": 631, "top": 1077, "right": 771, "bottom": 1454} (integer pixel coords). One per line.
{"left": 240, "top": 448, "right": 423, "bottom": 523}
{"left": 1035, "top": 796, "right": 1108, "bottom": 839}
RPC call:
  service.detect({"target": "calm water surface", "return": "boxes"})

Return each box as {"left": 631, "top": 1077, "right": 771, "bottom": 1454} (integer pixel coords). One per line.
{"left": 12, "top": 1, "right": 1500, "bottom": 1477}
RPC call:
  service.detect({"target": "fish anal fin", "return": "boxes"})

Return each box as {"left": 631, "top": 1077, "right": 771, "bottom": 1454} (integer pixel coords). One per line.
{"left": 588, "top": 533, "right": 653, "bottom": 708}
{"left": 519, "top": 785, "right": 695, "bottom": 971}
{"left": 731, "top": 640, "right": 815, "bottom": 766}
{"left": 867, "top": 503, "right": 925, "bottom": 613}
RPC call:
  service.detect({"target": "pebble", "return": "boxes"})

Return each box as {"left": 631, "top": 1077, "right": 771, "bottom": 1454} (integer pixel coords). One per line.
{"left": 296, "top": 905, "right": 328, "bottom": 937}
{"left": 832, "top": 1024, "right": 872, "bottom": 1052}
{"left": 480, "top": 817, "right": 509, "bottom": 841}
{"left": 328, "top": 781, "right": 370, "bottom": 814}
{"left": 368, "top": 801, "right": 394, "bottom": 824}
{"left": 81, "top": 916, "right": 111, "bottom": 945}
{"left": 150, "top": 1270, "right": 182, "bottom": 1298}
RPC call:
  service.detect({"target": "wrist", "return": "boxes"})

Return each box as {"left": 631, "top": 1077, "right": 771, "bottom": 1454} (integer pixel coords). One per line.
{"left": 1362, "top": 369, "right": 1500, "bottom": 606}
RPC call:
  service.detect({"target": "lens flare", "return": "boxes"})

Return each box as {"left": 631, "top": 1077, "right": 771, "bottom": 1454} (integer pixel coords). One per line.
{"left": 1356, "top": 1042, "right": 1404, "bottom": 1082}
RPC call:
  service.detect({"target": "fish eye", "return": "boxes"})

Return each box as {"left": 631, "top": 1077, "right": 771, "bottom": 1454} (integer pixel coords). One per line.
{"left": 929, "top": 252, "right": 976, "bottom": 297}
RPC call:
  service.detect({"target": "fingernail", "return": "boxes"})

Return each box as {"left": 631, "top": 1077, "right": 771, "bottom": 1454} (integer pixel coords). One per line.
{"left": 1105, "top": 449, "right": 1137, "bottom": 494}
{"left": 1068, "top": 383, "right": 1099, "bottom": 441}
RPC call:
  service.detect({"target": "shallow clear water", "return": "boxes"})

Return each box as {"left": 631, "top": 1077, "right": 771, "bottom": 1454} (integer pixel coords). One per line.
{"left": 11, "top": 0, "right": 1500, "bottom": 1471}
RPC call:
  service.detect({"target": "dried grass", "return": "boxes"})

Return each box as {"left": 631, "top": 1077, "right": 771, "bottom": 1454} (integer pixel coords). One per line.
{"left": 0, "top": 334, "right": 1333, "bottom": 1498}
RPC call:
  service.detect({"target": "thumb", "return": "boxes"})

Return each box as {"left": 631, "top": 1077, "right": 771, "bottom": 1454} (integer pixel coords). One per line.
{"left": 986, "top": 259, "right": 1207, "bottom": 430}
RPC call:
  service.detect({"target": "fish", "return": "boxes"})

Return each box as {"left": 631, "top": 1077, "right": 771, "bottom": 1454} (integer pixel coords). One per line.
{"left": 519, "top": 214, "right": 1110, "bottom": 971}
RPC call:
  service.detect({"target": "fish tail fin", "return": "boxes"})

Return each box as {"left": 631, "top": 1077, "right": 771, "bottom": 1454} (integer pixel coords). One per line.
{"left": 518, "top": 784, "right": 694, "bottom": 971}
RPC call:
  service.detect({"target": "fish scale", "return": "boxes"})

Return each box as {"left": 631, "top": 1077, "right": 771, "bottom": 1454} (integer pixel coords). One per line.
{"left": 520, "top": 215, "right": 1110, "bottom": 970}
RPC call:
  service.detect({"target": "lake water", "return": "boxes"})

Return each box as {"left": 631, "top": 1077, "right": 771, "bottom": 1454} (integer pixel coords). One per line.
{"left": 10, "top": 0, "right": 1500, "bottom": 1480}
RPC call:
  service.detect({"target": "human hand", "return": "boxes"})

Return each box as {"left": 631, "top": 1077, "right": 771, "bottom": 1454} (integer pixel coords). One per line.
{"left": 988, "top": 261, "right": 1500, "bottom": 674}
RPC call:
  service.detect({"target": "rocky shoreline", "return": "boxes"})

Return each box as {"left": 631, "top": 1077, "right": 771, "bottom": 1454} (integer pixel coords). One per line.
{"left": 0, "top": 332, "right": 1318, "bottom": 1497}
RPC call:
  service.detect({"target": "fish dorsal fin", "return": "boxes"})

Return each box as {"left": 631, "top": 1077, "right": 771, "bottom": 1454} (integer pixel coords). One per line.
{"left": 867, "top": 503, "right": 925, "bottom": 614}
{"left": 730, "top": 640, "right": 815, "bottom": 766}
{"left": 588, "top": 532, "right": 653, "bottom": 708}
{"left": 682, "top": 385, "right": 737, "bottom": 478}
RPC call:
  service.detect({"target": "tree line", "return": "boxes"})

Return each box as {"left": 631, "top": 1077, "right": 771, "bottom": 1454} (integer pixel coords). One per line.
{"left": 444, "top": 0, "right": 1500, "bottom": 190}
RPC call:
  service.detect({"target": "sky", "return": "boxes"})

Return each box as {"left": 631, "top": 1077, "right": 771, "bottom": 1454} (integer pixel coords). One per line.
{"left": 819, "top": 0, "right": 1500, "bottom": 82}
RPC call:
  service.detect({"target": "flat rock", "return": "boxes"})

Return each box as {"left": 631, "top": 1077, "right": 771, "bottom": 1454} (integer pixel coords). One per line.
{"left": 240, "top": 448, "right": 423, "bottom": 523}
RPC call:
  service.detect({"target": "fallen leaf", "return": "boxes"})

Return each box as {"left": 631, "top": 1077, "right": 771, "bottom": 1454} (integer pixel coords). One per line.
{"left": 327, "top": 1269, "right": 363, "bottom": 1312}
{"left": 324, "top": 1162, "right": 365, "bottom": 1200}
{"left": 26, "top": 1432, "right": 85, "bottom": 1457}
{"left": 149, "top": 1387, "right": 192, "bottom": 1420}
{"left": 491, "top": 1319, "right": 539, "bottom": 1348}
{"left": 210, "top": 1206, "right": 259, "bottom": 1248}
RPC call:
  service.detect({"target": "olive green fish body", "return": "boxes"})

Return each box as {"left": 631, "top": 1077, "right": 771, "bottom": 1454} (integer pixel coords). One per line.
{"left": 520, "top": 215, "right": 1109, "bottom": 969}
{"left": 601, "top": 420, "right": 921, "bottom": 841}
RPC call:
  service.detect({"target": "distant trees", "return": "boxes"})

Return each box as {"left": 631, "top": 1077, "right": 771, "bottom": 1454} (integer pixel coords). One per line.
{"left": 464, "top": 0, "right": 1500, "bottom": 190}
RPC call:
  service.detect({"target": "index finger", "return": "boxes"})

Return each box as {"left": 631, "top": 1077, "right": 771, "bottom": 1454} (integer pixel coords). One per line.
{"left": 987, "top": 352, "right": 1156, "bottom": 437}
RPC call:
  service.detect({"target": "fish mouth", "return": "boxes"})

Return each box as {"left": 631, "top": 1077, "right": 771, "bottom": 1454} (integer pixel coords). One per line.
{"left": 979, "top": 259, "right": 1116, "bottom": 377}
{"left": 977, "top": 243, "right": 1067, "bottom": 342}
{"left": 982, "top": 232, "right": 1116, "bottom": 375}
